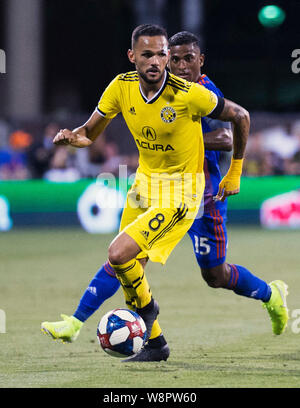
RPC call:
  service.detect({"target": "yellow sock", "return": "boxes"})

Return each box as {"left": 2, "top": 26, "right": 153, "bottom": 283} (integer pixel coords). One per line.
{"left": 150, "top": 319, "right": 162, "bottom": 340}
{"left": 120, "top": 284, "right": 137, "bottom": 311}
{"left": 119, "top": 288, "right": 162, "bottom": 339}
{"left": 110, "top": 260, "right": 163, "bottom": 341}
{"left": 109, "top": 259, "right": 152, "bottom": 309}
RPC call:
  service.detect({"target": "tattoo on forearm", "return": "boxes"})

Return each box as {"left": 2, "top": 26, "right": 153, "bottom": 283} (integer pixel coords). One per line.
{"left": 218, "top": 99, "right": 250, "bottom": 159}
{"left": 233, "top": 107, "right": 243, "bottom": 122}
{"left": 232, "top": 108, "right": 249, "bottom": 159}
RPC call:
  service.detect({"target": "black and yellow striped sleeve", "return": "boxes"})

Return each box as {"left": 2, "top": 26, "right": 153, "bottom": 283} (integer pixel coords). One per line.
{"left": 187, "top": 82, "right": 219, "bottom": 118}
{"left": 207, "top": 96, "right": 225, "bottom": 119}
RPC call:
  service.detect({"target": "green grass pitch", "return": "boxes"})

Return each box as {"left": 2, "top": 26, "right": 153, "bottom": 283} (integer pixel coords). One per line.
{"left": 0, "top": 226, "right": 300, "bottom": 388}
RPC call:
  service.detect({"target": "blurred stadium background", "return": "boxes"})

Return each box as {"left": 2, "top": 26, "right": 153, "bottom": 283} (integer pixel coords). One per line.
{"left": 1, "top": 0, "right": 300, "bottom": 389}
{"left": 0, "top": 0, "right": 300, "bottom": 231}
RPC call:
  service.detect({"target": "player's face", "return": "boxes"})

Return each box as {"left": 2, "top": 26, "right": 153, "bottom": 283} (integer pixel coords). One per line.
{"left": 169, "top": 43, "right": 204, "bottom": 83}
{"left": 128, "top": 36, "right": 169, "bottom": 85}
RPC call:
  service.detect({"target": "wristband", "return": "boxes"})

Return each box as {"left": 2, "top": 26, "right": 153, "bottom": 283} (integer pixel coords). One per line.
{"left": 227, "top": 158, "right": 244, "bottom": 177}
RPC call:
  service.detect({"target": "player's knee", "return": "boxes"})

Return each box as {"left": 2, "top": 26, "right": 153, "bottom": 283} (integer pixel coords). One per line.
{"left": 108, "top": 242, "right": 127, "bottom": 265}
{"left": 201, "top": 267, "right": 227, "bottom": 289}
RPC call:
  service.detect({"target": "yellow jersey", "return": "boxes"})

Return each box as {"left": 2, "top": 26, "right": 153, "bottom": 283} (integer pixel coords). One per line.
{"left": 97, "top": 70, "right": 218, "bottom": 204}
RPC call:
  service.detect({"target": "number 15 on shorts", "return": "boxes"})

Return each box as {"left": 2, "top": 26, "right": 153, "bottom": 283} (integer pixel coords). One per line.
{"left": 194, "top": 236, "right": 211, "bottom": 255}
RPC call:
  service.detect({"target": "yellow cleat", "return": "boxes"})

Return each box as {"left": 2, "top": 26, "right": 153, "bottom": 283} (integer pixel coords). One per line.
{"left": 41, "top": 314, "right": 83, "bottom": 343}
{"left": 263, "top": 280, "right": 289, "bottom": 335}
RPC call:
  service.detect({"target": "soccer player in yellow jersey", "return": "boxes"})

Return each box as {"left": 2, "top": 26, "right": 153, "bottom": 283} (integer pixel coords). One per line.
{"left": 42, "top": 24, "right": 251, "bottom": 361}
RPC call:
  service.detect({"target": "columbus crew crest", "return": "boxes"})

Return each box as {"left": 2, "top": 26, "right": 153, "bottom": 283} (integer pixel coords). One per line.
{"left": 160, "top": 106, "right": 176, "bottom": 123}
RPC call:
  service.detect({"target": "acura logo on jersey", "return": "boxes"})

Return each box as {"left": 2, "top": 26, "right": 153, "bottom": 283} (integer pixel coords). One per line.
{"left": 161, "top": 106, "right": 176, "bottom": 123}
{"left": 142, "top": 126, "right": 157, "bottom": 141}
{"left": 136, "top": 139, "right": 174, "bottom": 151}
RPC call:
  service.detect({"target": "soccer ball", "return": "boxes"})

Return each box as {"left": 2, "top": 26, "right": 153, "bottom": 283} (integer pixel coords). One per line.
{"left": 97, "top": 309, "right": 147, "bottom": 358}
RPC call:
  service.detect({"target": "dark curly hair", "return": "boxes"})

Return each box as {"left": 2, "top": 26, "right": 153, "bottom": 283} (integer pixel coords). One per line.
{"left": 169, "top": 31, "right": 201, "bottom": 50}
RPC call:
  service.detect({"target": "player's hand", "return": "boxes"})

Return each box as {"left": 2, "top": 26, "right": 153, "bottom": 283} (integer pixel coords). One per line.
{"left": 214, "top": 158, "right": 243, "bottom": 202}
{"left": 53, "top": 128, "right": 93, "bottom": 148}
{"left": 53, "top": 129, "right": 76, "bottom": 145}
{"left": 214, "top": 176, "right": 240, "bottom": 202}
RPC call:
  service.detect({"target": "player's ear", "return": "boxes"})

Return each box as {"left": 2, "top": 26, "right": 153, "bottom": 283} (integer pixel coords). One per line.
{"left": 199, "top": 53, "right": 205, "bottom": 68}
{"left": 167, "top": 53, "right": 170, "bottom": 70}
{"left": 127, "top": 49, "right": 135, "bottom": 64}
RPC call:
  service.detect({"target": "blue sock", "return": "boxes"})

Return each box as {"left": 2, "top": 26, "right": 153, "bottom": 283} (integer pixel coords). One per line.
{"left": 227, "top": 264, "right": 271, "bottom": 302}
{"left": 73, "top": 262, "right": 121, "bottom": 322}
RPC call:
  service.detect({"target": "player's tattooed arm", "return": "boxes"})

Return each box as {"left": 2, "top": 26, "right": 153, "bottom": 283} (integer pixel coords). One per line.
{"left": 53, "top": 111, "right": 111, "bottom": 148}
{"left": 216, "top": 99, "right": 250, "bottom": 159}
{"left": 212, "top": 99, "right": 250, "bottom": 202}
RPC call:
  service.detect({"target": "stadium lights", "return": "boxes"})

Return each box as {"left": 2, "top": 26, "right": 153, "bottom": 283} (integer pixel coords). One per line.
{"left": 258, "top": 5, "right": 286, "bottom": 27}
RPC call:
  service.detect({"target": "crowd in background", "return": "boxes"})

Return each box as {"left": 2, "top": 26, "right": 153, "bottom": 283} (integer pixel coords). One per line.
{"left": 0, "top": 115, "right": 300, "bottom": 181}
{"left": 243, "top": 120, "right": 300, "bottom": 176}
{"left": 0, "top": 118, "right": 139, "bottom": 181}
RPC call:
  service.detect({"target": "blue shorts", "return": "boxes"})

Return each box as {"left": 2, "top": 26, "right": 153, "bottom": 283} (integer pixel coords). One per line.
{"left": 187, "top": 206, "right": 228, "bottom": 269}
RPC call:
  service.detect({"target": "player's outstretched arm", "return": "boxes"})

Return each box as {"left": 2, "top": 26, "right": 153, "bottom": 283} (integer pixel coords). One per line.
{"left": 213, "top": 98, "right": 250, "bottom": 201}
{"left": 53, "top": 110, "right": 111, "bottom": 148}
